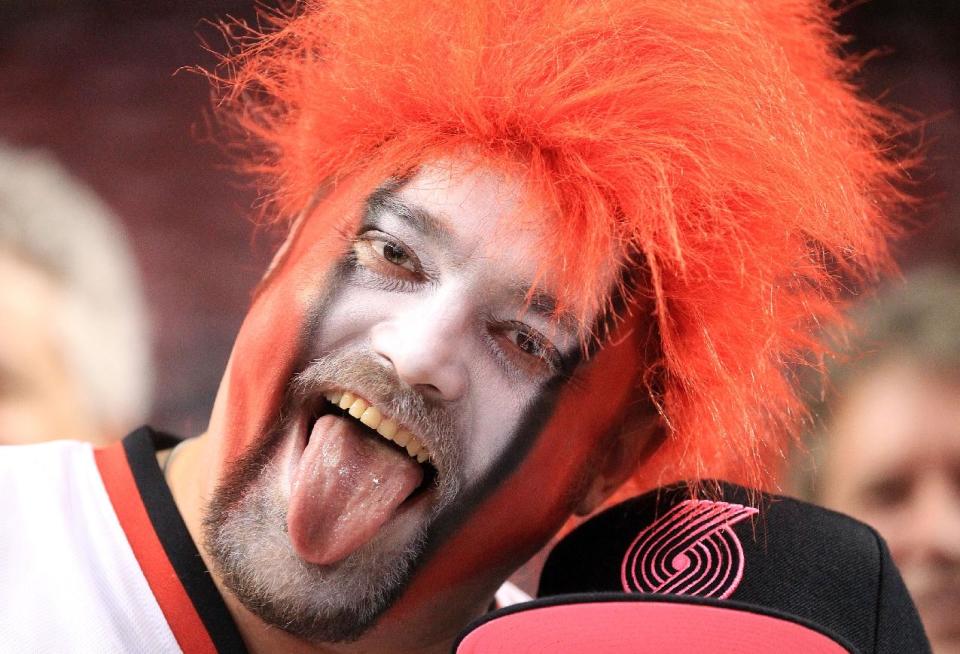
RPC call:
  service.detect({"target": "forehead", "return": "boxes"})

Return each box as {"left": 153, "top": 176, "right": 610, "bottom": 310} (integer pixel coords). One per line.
{"left": 392, "top": 159, "right": 546, "bottom": 284}
{"left": 830, "top": 360, "right": 960, "bottom": 472}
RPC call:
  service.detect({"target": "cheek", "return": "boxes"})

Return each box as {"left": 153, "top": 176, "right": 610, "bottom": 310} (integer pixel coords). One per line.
{"left": 398, "top": 329, "right": 641, "bottom": 608}
{"left": 220, "top": 198, "right": 362, "bottom": 461}
{"left": 222, "top": 268, "right": 314, "bottom": 462}
{"left": 460, "top": 370, "right": 532, "bottom": 480}
{"left": 316, "top": 283, "right": 392, "bottom": 353}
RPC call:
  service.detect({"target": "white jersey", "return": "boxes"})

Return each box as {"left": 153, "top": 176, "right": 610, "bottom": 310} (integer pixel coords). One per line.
{"left": 0, "top": 428, "right": 533, "bottom": 653}
{"left": 0, "top": 439, "right": 181, "bottom": 653}
{"left": 0, "top": 428, "right": 247, "bottom": 653}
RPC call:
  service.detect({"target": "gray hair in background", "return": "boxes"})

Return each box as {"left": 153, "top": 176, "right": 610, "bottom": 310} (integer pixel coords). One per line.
{"left": 833, "top": 267, "right": 960, "bottom": 381}
{"left": 0, "top": 142, "right": 153, "bottom": 432}
{"left": 793, "top": 266, "right": 960, "bottom": 499}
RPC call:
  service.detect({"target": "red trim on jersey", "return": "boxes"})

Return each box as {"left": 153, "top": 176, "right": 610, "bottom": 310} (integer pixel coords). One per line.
{"left": 95, "top": 442, "right": 218, "bottom": 654}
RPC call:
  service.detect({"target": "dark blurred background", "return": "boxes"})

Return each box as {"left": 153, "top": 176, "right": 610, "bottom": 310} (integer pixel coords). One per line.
{"left": 1, "top": 0, "right": 957, "bottom": 437}
{"left": 0, "top": 1, "right": 273, "bottom": 436}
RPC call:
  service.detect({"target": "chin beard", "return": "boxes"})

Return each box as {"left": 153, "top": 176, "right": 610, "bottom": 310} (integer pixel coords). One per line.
{"left": 200, "top": 351, "right": 465, "bottom": 644}
{"left": 202, "top": 433, "right": 431, "bottom": 643}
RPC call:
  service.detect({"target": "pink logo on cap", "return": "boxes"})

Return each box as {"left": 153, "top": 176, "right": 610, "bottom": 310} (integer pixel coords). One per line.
{"left": 620, "top": 499, "right": 758, "bottom": 599}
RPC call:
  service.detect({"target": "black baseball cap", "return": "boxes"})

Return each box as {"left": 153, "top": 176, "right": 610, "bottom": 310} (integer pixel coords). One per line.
{"left": 454, "top": 481, "right": 930, "bottom": 653}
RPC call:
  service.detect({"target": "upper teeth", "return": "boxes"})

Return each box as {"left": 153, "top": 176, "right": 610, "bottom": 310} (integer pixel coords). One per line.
{"left": 324, "top": 391, "right": 431, "bottom": 465}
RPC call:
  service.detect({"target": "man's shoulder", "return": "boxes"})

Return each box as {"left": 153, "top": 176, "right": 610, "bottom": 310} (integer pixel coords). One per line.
{"left": 0, "top": 437, "right": 182, "bottom": 651}
{"left": 0, "top": 438, "right": 106, "bottom": 551}
{"left": 0, "top": 438, "right": 96, "bottom": 495}
{"left": 0, "top": 437, "right": 93, "bottom": 459}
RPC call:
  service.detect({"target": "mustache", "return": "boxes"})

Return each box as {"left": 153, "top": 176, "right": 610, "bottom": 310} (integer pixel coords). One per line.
{"left": 290, "top": 351, "right": 462, "bottom": 499}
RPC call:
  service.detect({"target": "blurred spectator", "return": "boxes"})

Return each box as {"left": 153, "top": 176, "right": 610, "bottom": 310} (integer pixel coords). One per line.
{"left": 793, "top": 268, "right": 960, "bottom": 654}
{"left": 0, "top": 143, "right": 152, "bottom": 445}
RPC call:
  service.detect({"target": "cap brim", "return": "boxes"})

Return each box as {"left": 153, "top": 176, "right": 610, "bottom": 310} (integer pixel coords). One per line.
{"left": 454, "top": 594, "right": 850, "bottom": 653}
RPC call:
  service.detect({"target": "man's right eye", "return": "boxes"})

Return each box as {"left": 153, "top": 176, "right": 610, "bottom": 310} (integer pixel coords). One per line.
{"left": 352, "top": 231, "right": 422, "bottom": 282}
{"left": 370, "top": 239, "right": 416, "bottom": 272}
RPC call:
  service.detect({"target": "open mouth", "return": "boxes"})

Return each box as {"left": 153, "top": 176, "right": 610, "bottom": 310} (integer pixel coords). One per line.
{"left": 309, "top": 390, "right": 439, "bottom": 499}
{"left": 287, "top": 388, "right": 442, "bottom": 566}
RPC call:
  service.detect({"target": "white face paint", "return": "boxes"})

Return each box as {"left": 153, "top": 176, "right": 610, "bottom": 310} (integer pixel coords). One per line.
{"left": 204, "top": 158, "right": 592, "bottom": 644}
{"left": 323, "top": 161, "right": 580, "bottom": 478}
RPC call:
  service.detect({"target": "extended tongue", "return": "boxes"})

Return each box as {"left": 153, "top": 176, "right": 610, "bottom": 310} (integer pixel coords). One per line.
{"left": 287, "top": 413, "right": 424, "bottom": 565}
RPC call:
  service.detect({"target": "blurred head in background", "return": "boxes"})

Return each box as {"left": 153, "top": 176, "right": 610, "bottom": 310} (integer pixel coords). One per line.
{"left": 796, "top": 268, "right": 960, "bottom": 653}
{"left": 0, "top": 143, "right": 153, "bottom": 445}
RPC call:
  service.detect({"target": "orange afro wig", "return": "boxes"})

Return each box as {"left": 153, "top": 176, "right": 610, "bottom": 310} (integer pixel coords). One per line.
{"left": 215, "top": 0, "right": 909, "bottom": 491}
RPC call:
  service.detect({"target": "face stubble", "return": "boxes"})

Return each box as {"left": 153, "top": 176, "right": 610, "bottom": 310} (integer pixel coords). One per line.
{"left": 202, "top": 330, "right": 467, "bottom": 642}
{"left": 201, "top": 301, "right": 576, "bottom": 645}
{"left": 201, "top": 344, "right": 593, "bottom": 645}
{"left": 199, "top": 184, "right": 603, "bottom": 644}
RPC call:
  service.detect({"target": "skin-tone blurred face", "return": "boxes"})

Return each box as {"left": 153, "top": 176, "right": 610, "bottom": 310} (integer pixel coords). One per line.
{"left": 170, "top": 157, "right": 649, "bottom": 653}
{"left": 819, "top": 360, "right": 960, "bottom": 654}
{"left": 0, "top": 252, "right": 102, "bottom": 445}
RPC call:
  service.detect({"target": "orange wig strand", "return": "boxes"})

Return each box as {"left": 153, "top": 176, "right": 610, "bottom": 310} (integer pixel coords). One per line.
{"left": 214, "top": 0, "right": 909, "bottom": 491}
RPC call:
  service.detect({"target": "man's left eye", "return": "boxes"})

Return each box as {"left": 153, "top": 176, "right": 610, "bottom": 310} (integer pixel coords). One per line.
{"left": 501, "top": 323, "right": 562, "bottom": 372}
{"left": 514, "top": 329, "right": 543, "bottom": 356}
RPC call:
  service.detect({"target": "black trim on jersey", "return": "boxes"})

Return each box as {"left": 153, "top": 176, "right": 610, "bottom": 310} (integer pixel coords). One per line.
{"left": 123, "top": 427, "right": 250, "bottom": 654}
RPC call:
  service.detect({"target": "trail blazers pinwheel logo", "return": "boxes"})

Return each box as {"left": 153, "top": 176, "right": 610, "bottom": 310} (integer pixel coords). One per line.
{"left": 620, "top": 499, "right": 758, "bottom": 599}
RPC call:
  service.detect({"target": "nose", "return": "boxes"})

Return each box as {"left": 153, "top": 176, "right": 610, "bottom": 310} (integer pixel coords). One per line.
{"left": 370, "top": 293, "right": 470, "bottom": 402}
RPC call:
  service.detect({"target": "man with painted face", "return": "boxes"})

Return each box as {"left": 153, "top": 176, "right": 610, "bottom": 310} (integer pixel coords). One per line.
{"left": 0, "top": 0, "right": 910, "bottom": 652}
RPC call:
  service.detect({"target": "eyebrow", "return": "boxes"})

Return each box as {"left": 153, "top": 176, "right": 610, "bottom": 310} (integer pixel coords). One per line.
{"left": 364, "top": 185, "right": 453, "bottom": 249}
{"left": 512, "top": 282, "right": 580, "bottom": 339}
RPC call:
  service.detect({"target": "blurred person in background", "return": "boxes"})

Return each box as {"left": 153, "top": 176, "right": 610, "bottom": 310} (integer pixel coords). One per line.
{"left": 0, "top": 142, "right": 153, "bottom": 445}
{"left": 793, "top": 267, "right": 960, "bottom": 653}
